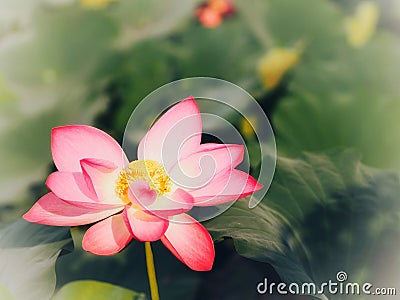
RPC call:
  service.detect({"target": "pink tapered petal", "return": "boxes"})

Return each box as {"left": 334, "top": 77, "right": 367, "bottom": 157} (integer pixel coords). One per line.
{"left": 46, "top": 171, "right": 96, "bottom": 202}
{"left": 46, "top": 171, "right": 122, "bottom": 209}
{"left": 144, "top": 188, "right": 194, "bottom": 218}
{"left": 80, "top": 158, "right": 121, "bottom": 204}
{"left": 193, "top": 143, "right": 244, "bottom": 169}
{"left": 82, "top": 213, "right": 133, "bottom": 256}
{"left": 51, "top": 125, "right": 128, "bottom": 172}
{"left": 129, "top": 181, "right": 157, "bottom": 207}
{"left": 161, "top": 213, "right": 214, "bottom": 271}
{"left": 190, "top": 169, "right": 263, "bottom": 206}
{"left": 169, "top": 143, "right": 244, "bottom": 189}
{"left": 138, "top": 97, "right": 202, "bottom": 170}
{"left": 23, "top": 193, "right": 123, "bottom": 226}
{"left": 123, "top": 207, "right": 169, "bottom": 242}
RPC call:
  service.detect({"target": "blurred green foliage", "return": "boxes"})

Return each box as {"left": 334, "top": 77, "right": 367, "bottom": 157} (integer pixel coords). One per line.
{"left": 206, "top": 150, "right": 400, "bottom": 299}
{"left": 1, "top": 0, "right": 400, "bottom": 299}
{"left": 52, "top": 280, "right": 146, "bottom": 300}
{"left": 0, "top": 220, "right": 72, "bottom": 300}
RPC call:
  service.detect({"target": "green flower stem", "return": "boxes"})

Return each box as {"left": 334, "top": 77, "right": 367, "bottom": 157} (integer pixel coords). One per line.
{"left": 145, "top": 242, "right": 160, "bottom": 300}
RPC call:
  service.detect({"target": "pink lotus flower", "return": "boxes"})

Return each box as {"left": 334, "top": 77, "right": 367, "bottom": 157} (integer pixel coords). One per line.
{"left": 196, "top": 0, "right": 235, "bottom": 28}
{"left": 23, "top": 97, "right": 262, "bottom": 271}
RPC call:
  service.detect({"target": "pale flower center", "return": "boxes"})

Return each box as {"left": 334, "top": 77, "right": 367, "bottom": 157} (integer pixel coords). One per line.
{"left": 115, "top": 160, "right": 172, "bottom": 202}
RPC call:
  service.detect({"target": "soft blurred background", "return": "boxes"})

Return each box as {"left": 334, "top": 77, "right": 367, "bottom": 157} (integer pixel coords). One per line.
{"left": 1, "top": 0, "right": 400, "bottom": 299}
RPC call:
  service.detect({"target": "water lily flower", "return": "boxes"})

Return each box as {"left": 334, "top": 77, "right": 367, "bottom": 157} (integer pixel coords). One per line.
{"left": 196, "top": 7, "right": 223, "bottom": 28}
{"left": 345, "top": 1, "right": 379, "bottom": 48}
{"left": 258, "top": 47, "right": 300, "bottom": 89}
{"left": 196, "top": 0, "right": 235, "bottom": 28}
{"left": 23, "top": 97, "right": 262, "bottom": 271}
{"left": 81, "top": 0, "right": 113, "bottom": 8}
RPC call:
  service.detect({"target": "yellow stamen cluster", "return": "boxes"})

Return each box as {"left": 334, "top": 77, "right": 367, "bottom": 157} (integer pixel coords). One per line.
{"left": 115, "top": 160, "right": 171, "bottom": 202}
{"left": 115, "top": 169, "right": 131, "bottom": 203}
